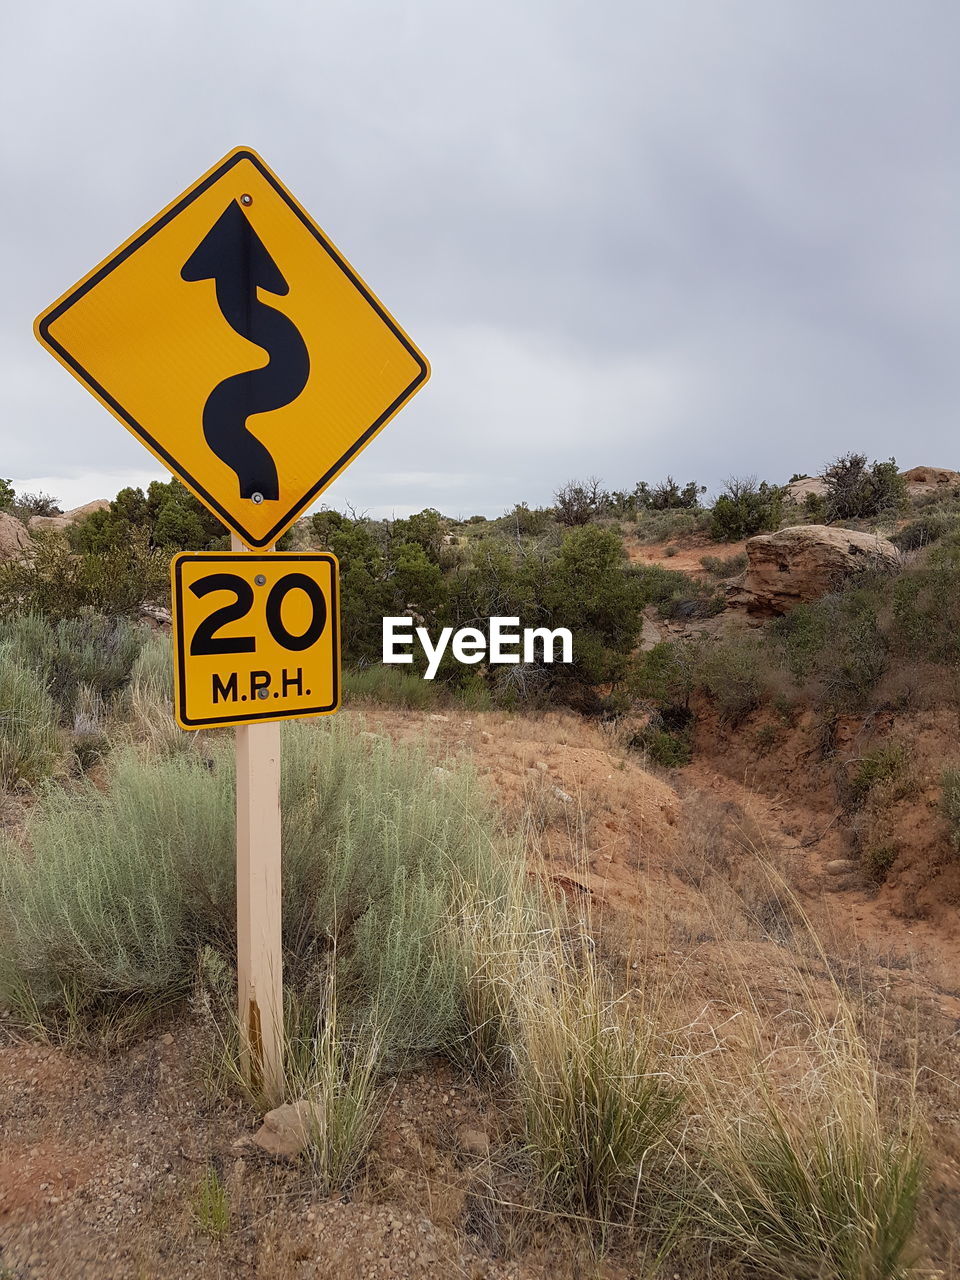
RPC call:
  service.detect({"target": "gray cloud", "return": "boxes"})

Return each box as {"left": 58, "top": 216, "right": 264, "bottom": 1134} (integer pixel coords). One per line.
{"left": 3, "top": 0, "right": 958, "bottom": 517}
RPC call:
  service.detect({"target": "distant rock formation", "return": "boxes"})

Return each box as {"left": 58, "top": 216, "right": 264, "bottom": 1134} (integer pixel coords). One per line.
{"left": 28, "top": 498, "right": 110, "bottom": 534}
{"left": 727, "top": 525, "right": 901, "bottom": 616}
{"left": 901, "top": 465, "right": 960, "bottom": 492}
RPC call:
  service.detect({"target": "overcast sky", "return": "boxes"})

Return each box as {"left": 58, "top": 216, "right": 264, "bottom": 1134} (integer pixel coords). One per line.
{"left": 3, "top": 1, "right": 958, "bottom": 518}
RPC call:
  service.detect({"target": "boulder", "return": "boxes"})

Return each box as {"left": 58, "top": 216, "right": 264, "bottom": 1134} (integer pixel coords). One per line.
{"left": 727, "top": 525, "right": 901, "bottom": 617}
{"left": 0, "top": 511, "right": 31, "bottom": 560}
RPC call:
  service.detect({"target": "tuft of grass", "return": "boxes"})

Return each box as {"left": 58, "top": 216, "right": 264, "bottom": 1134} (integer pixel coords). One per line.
{"left": 510, "top": 932, "right": 681, "bottom": 1232}
{"left": 0, "top": 644, "right": 61, "bottom": 788}
{"left": 683, "top": 917, "right": 925, "bottom": 1280}
{"left": 284, "top": 981, "right": 386, "bottom": 1191}
{"left": 193, "top": 1165, "right": 229, "bottom": 1238}
{"left": 690, "top": 1026, "right": 923, "bottom": 1279}
{"left": 121, "top": 631, "right": 192, "bottom": 757}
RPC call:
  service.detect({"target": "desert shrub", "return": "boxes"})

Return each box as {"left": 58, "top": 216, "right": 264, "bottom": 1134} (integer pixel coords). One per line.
{"left": 647, "top": 476, "right": 703, "bottom": 510}
{"left": 0, "top": 530, "right": 167, "bottom": 621}
{"left": 802, "top": 490, "right": 827, "bottom": 522}
{"left": 823, "top": 453, "right": 906, "bottom": 522}
{"left": 890, "top": 514, "right": 950, "bottom": 552}
{"left": 772, "top": 587, "right": 888, "bottom": 712}
{"left": 0, "top": 610, "right": 146, "bottom": 717}
{"left": 700, "top": 552, "right": 748, "bottom": 578}
{"left": 847, "top": 743, "right": 910, "bottom": 808}
{"left": 630, "top": 641, "right": 697, "bottom": 711}
{"left": 710, "top": 477, "right": 784, "bottom": 542}
{"left": 553, "top": 477, "right": 609, "bottom": 526}
{"left": 657, "top": 589, "right": 726, "bottom": 621}
{"left": 940, "top": 768, "right": 960, "bottom": 856}
{"left": 0, "top": 478, "right": 14, "bottom": 511}
{"left": 0, "top": 646, "right": 61, "bottom": 788}
{"left": 634, "top": 507, "right": 705, "bottom": 544}
{"left": 888, "top": 557, "right": 960, "bottom": 667}
{"left": 692, "top": 636, "right": 767, "bottom": 724}
{"left": 0, "top": 721, "right": 516, "bottom": 1062}
{"left": 12, "top": 491, "right": 61, "bottom": 520}
{"left": 70, "top": 478, "right": 230, "bottom": 554}
{"left": 861, "top": 842, "right": 898, "bottom": 884}
{"left": 505, "top": 502, "right": 553, "bottom": 536}
{"left": 629, "top": 722, "right": 692, "bottom": 768}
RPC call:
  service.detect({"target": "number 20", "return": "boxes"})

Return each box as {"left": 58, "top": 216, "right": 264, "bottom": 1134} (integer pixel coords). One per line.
{"left": 189, "top": 572, "right": 328, "bottom": 656}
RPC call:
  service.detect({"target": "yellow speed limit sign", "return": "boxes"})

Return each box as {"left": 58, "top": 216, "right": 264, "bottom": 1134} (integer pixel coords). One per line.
{"left": 171, "top": 552, "right": 340, "bottom": 729}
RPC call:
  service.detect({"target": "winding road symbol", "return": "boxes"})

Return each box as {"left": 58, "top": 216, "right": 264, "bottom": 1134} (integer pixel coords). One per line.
{"left": 181, "top": 200, "right": 310, "bottom": 502}
{"left": 34, "top": 146, "right": 429, "bottom": 549}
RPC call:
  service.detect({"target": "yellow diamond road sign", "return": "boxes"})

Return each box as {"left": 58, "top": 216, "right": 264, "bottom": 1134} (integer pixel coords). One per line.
{"left": 35, "top": 147, "right": 430, "bottom": 548}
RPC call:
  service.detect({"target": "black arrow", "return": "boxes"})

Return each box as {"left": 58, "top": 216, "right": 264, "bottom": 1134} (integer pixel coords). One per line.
{"left": 181, "top": 201, "right": 310, "bottom": 501}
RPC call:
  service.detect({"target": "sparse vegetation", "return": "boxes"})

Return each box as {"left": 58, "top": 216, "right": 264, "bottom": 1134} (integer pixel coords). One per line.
{"left": 1, "top": 463, "right": 954, "bottom": 1274}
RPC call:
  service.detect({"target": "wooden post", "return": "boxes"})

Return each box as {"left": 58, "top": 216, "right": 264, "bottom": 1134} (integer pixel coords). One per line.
{"left": 231, "top": 533, "right": 283, "bottom": 1102}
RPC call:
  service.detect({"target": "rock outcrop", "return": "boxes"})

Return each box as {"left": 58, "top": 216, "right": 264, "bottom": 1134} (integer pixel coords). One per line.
{"left": 28, "top": 498, "right": 110, "bottom": 534}
{"left": 0, "top": 511, "right": 31, "bottom": 561}
{"left": 727, "top": 525, "right": 901, "bottom": 616}
{"left": 902, "top": 466, "right": 960, "bottom": 493}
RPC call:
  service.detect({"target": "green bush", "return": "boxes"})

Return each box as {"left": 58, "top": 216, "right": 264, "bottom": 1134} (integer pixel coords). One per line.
{"left": 0, "top": 531, "right": 167, "bottom": 621}
{"left": 0, "top": 610, "right": 146, "bottom": 717}
{"left": 709, "top": 477, "right": 784, "bottom": 542}
{"left": 629, "top": 724, "right": 691, "bottom": 767}
{"left": 692, "top": 636, "right": 767, "bottom": 724}
{"left": 0, "top": 721, "right": 517, "bottom": 1061}
{"left": 0, "top": 646, "right": 61, "bottom": 788}
{"left": 70, "top": 479, "right": 229, "bottom": 554}
{"left": 890, "top": 515, "right": 950, "bottom": 552}
{"left": 847, "top": 743, "right": 909, "bottom": 808}
{"left": 823, "top": 453, "right": 906, "bottom": 521}
{"left": 772, "top": 586, "right": 888, "bottom": 712}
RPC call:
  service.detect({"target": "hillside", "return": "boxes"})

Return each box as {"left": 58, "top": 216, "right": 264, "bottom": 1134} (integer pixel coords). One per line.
{"left": 1, "top": 457, "right": 959, "bottom": 1277}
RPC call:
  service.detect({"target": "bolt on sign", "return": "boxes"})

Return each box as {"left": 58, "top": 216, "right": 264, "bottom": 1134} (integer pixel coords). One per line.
{"left": 171, "top": 552, "right": 340, "bottom": 730}
{"left": 33, "top": 146, "right": 430, "bottom": 548}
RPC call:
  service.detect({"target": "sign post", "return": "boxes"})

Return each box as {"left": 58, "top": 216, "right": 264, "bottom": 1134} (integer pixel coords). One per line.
{"left": 231, "top": 533, "right": 283, "bottom": 1100}
{"left": 34, "top": 145, "right": 429, "bottom": 1101}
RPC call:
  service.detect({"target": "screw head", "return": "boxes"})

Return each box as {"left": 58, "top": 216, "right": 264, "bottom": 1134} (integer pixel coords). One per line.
{"left": 251, "top": 492, "right": 264, "bottom": 505}
{"left": 254, "top": 574, "right": 266, "bottom": 586}
{"left": 257, "top": 688, "right": 269, "bottom": 700}
{"left": 240, "top": 193, "right": 253, "bottom": 206}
